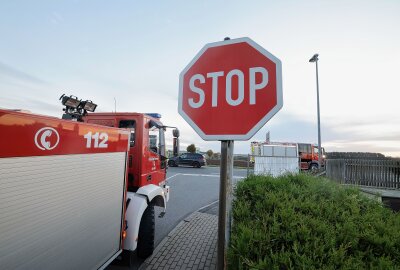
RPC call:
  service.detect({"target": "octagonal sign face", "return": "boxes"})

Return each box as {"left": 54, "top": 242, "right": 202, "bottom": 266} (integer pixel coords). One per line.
{"left": 179, "top": 37, "right": 283, "bottom": 141}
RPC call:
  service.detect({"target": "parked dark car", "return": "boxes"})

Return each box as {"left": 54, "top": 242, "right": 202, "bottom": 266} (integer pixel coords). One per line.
{"left": 168, "top": 153, "right": 206, "bottom": 168}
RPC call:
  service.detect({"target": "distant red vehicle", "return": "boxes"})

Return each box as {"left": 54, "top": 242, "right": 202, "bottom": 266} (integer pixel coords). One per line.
{"left": 251, "top": 141, "right": 325, "bottom": 171}
{"left": 297, "top": 143, "right": 325, "bottom": 171}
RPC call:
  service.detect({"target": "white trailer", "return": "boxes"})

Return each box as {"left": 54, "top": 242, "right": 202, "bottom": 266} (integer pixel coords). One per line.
{"left": 253, "top": 144, "right": 299, "bottom": 177}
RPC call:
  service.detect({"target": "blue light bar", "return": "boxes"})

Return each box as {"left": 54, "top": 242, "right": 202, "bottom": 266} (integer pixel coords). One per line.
{"left": 146, "top": 113, "right": 162, "bottom": 119}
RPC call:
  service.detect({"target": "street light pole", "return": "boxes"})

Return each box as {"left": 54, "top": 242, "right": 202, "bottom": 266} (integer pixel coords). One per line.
{"left": 309, "top": 54, "right": 322, "bottom": 169}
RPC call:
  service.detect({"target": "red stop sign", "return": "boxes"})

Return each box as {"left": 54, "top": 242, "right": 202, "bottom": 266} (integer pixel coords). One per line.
{"left": 178, "top": 37, "right": 282, "bottom": 140}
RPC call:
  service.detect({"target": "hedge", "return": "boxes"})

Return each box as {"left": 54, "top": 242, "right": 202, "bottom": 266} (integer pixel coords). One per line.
{"left": 228, "top": 174, "right": 400, "bottom": 269}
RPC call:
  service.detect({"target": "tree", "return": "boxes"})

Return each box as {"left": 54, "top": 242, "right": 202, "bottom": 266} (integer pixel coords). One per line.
{"left": 206, "top": 149, "right": 214, "bottom": 158}
{"left": 213, "top": 152, "right": 221, "bottom": 159}
{"left": 187, "top": 144, "right": 196, "bottom": 153}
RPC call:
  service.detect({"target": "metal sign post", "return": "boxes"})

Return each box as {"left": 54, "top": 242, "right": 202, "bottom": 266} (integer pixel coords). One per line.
{"left": 217, "top": 140, "right": 234, "bottom": 270}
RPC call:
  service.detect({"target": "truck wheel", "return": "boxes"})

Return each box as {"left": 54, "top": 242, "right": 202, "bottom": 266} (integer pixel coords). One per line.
{"left": 119, "top": 250, "right": 133, "bottom": 267}
{"left": 137, "top": 205, "right": 155, "bottom": 258}
{"left": 193, "top": 161, "right": 201, "bottom": 168}
{"left": 310, "top": 163, "right": 319, "bottom": 172}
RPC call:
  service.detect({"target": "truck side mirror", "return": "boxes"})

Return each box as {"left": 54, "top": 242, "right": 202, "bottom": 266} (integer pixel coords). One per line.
{"left": 149, "top": 120, "right": 162, "bottom": 129}
{"left": 173, "top": 128, "right": 180, "bottom": 138}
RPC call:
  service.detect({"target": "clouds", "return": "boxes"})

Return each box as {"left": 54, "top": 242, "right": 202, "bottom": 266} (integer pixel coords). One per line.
{"left": 246, "top": 112, "right": 400, "bottom": 157}
{"left": 0, "top": 1, "right": 399, "bottom": 157}
{"left": 0, "top": 61, "right": 62, "bottom": 116}
{"left": 0, "top": 62, "right": 46, "bottom": 86}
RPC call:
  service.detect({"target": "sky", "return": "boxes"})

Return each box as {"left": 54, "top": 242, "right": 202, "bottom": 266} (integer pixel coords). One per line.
{"left": 0, "top": 0, "right": 399, "bottom": 156}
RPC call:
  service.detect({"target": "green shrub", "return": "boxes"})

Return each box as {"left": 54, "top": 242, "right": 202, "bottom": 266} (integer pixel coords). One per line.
{"left": 228, "top": 174, "right": 400, "bottom": 269}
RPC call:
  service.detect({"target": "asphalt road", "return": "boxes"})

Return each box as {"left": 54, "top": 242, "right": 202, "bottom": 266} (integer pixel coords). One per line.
{"left": 108, "top": 165, "right": 247, "bottom": 270}
{"left": 155, "top": 166, "right": 247, "bottom": 247}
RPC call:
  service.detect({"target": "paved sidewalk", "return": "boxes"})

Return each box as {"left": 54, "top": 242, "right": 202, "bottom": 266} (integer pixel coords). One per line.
{"left": 140, "top": 210, "right": 218, "bottom": 270}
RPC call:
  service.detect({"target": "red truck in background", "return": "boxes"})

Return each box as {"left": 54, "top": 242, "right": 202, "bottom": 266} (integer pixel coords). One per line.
{"left": 297, "top": 142, "right": 325, "bottom": 171}
{"left": 0, "top": 95, "right": 179, "bottom": 269}
{"left": 251, "top": 141, "right": 325, "bottom": 171}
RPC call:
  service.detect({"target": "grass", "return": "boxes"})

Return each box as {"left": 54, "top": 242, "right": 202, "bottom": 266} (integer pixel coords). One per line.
{"left": 228, "top": 174, "right": 400, "bottom": 269}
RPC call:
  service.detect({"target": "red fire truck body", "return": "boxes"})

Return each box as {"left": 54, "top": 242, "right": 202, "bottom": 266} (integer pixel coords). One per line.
{"left": 0, "top": 108, "right": 172, "bottom": 269}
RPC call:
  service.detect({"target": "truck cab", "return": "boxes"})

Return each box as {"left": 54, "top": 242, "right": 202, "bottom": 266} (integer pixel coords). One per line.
{"left": 83, "top": 112, "right": 167, "bottom": 191}
{"left": 298, "top": 143, "right": 325, "bottom": 170}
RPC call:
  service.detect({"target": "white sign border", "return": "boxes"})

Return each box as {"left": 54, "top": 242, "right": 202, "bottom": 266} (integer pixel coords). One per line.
{"left": 178, "top": 37, "right": 283, "bottom": 141}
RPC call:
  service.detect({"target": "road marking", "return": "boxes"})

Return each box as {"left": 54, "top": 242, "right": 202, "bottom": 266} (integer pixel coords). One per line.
{"left": 165, "top": 173, "right": 182, "bottom": 181}
{"left": 180, "top": 173, "right": 245, "bottom": 179}
{"left": 197, "top": 200, "right": 219, "bottom": 212}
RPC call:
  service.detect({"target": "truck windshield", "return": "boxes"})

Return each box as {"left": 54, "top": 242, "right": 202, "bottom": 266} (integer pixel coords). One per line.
{"left": 314, "top": 147, "right": 325, "bottom": 154}
{"left": 298, "top": 143, "right": 311, "bottom": 154}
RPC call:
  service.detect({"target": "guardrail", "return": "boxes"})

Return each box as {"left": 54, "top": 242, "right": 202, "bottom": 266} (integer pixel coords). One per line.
{"left": 206, "top": 159, "right": 250, "bottom": 168}
{"left": 326, "top": 159, "right": 400, "bottom": 189}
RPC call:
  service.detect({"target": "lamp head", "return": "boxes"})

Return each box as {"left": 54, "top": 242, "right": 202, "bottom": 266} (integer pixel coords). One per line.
{"left": 60, "top": 95, "right": 80, "bottom": 108}
{"left": 59, "top": 94, "right": 97, "bottom": 121}
{"left": 309, "top": 53, "right": 319, "bottom": 62}
{"left": 81, "top": 100, "right": 97, "bottom": 112}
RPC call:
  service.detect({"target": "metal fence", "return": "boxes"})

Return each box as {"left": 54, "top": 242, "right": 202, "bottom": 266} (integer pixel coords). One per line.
{"left": 326, "top": 159, "right": 400, "bottom": 189}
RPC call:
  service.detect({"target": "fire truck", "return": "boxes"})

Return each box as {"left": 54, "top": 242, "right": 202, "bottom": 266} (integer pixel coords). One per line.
{"left": 0, "top": 95, "right": 178, "bottom": 269}
{"left": 251, "top": 141, "right": 325, "bottom": 171}
{"left": 297, "top": 142, "right": 325, "bottom": 171}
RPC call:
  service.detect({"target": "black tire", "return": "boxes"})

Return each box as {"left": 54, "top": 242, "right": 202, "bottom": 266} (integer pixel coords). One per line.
{"left": 137, "top": 205, "right": 155, "bottom": 258}
{"left": 193, "top": 161, "right": 201, "bottom": 168}
{"left": 168, "top": 160, "right": 177, "bottom": 167}
{"left": 119, "top": 250, "right": 133, "bottom": 267}
{"left": 310, "top": 163, "right": 319, "bottom": 172}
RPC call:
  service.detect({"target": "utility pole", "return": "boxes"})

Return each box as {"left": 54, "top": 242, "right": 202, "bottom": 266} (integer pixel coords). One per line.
{"left": 309, "top": 54, "right": 322, "bottom": 169}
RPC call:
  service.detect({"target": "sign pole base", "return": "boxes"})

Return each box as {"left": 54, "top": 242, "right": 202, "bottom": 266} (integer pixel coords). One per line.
{"left": 217, "top": 140, "right": 234, "bottom": 270}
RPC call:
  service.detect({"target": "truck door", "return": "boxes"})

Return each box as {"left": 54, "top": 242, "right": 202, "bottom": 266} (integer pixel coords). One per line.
{"left": 142, "top": 119, "right": 166, "bottom": 186}
{"left": 119, "top": 120, "right": 138, "bottom": 190}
